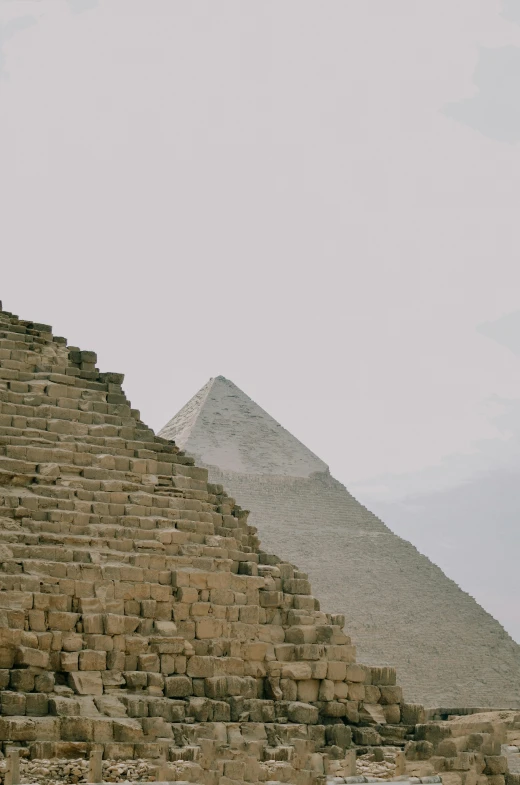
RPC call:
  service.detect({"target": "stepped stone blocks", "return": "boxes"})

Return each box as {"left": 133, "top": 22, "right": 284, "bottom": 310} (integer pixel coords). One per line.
{"left": 0, "top": 302, "right": 516, "bottom": 785}
{"left": 159, "top": 377, "right": 520, "bottom": 710}
{"left": 0, "top": 303, "right": 413, "bottom": 782}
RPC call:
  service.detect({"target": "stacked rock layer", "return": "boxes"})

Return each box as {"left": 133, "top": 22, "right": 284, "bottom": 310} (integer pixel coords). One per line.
{"left": 0, "top": 303, "right": 415, "bottom": 783}
{"left": 0, "top": 304, "right": 517, "bottom": 785}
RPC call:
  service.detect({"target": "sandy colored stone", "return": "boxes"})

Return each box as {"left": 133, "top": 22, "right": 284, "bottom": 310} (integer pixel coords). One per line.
{"left": 0, "top": 304, "right": 515, "bottom": 785}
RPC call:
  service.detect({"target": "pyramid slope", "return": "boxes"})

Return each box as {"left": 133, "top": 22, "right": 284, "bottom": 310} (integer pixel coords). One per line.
{"left": 0, "top": 302, "right": 428, "bottom": 782}
{"left": 162, "top": 378, "right": 520, "bottom": 708}
{"left": 160, "top": 375, "right": 328, "bottom": 477}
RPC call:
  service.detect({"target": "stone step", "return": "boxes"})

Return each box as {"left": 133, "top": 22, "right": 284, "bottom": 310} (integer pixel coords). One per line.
{"left": 1, "top": 520, "right": 249, "bottom": 557}
{"left": 0, "top": 431, "right": 194, "bottom": 475}
{"left": 0, "top": 549, "right": 238, "bottom": 581}
{"left": 0, "top": 328, "right": 40, "bottom": 342}
{"left": 0, "top": 400, "right": 134, "bottom": 429}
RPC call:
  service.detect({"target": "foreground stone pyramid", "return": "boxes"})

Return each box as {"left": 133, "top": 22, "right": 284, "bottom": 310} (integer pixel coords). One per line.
{"left": 160, "top": 377, "right": 520, "bottom": 710}
{"left": 2, "top": 303, "right": 520, "bottom": 785}
{"left": 0, "top": 302, "right": 425, "bottom": 783}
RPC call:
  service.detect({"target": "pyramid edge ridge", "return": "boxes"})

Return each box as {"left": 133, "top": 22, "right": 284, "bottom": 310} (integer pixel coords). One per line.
{"left": 158, "top": 376, "right": 217, "bottom": 448}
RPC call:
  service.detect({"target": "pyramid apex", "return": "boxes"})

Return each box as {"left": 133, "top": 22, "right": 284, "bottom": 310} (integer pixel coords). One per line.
{"left": 159, "top": 378, "right": 329, "bottom": 477}
{"left": 212, "top": 375, "right": 239, "bottom": 385}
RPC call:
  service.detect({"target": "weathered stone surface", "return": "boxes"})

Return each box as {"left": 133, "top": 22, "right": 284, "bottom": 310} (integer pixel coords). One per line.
{"left": 164, "top": 676, "right": 192, "bottom": 698}
{"left": 68, "top": 672, "right": 103, "bottom": 696}
{"left": 0, "top": 304, "right": 514, "bottom": 785}
{"left": 287, "top": 701, "right": 319, "bottom": 724}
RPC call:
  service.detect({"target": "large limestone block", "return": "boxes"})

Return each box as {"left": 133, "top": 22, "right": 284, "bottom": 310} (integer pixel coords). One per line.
{"left": 79, "top": 650, "right": 106, "bottom": 671}
{"left": 94, "top": 695, "right": 128, "bottom": 717}
{"left": 297, "top": 679, "right": 320, "bottom": 702}
{"left": 365, "top": 685, "right": 382, "bottom": 703}
{"left": 112, "top": 718, "right": 143, "bottom": 742}
{"left": 62, "top": 633, "right": 83, "bottom": 652}
{"left": 326, "top": 723, "right": 352, "bottom": 750}
{"left": 383, "top": 703, "right": 401, "bottom": 723}
{"left": 0, "top": 649, "right": 15, "bottom": 669}
{"left": 10, "top": 670, "right": 34, "bottom": 691}
{"left": 346, "top": 664, "right": 367, "bottom": 682}
{"left": 243, "top": 642, "right": 269, "bottom": 660}
{"left": 281, "top": 662, "right": 312, "bottom": 680}
{"left": 48, "top": 697, "right": 80, "bottom": 717}
{"left": 226, "top": 675, "right": 256, "bottom": 698}
{"left": 1, "top": 692, "right": 26, "bottom": 716}
{"left": 186, "top": 655, "right": 216, "bottom": 678}
{"left": 348, "top": 682, "right": 365, "bottom": 701}
{"left": 316, "top": 625, "right": 349, "bottom": 645}
{"left": 322, "top": 700, "right": 347, "bottom": 718}
{"left": 371, "top": 666, "right": 397, "bottom": 685}
{"left": 91, "top": 717, "right": 115, "bottom": 743}
{"left": 359, "top": 703, "right": 386, "bottom": 725}
{"left": 0, "top": 593, "right": 32, "bottom": 611}
{"left": 380, "top": 685, "right": 403, "bottom": 704}
{"left": 259, "top": 590, "right": 283, "bottom": 607}
{"left": 164, "top": 675, "right": 192, "bottom": 697}
{"left": 285, "top": 626, "right": 317, "bottom": 644}
{"left": 47, "top": 612, "right": 79, "bottom": 631}
{"left": 327, "top": 661, "right": 347, "bottom": 681}
{"left": 319, "top": 679, "right": 335, "bottom": 701}
{"left": 137, "top": 653, "right": 160, "bottom": 672}
{"left": 401, "top": 703, "right": 426, "bottom": 725}
{"left": 82, "top": 614, "right": 103, "bottom": 634}
{"left": 484, "top": 756, "right": 508, "bottom": 775}
{"left": 287, "top": 701, "right": 319, "bottom": 724}
{"left": 68, "top": 671, "right": 103, "bottom": 696}
{"left": 195, "top": 618, "right": 223, "bottom": 639}
{"left": 280, "top": 678, "right": 298, "bottom": 701}
{"left": 294, "top": 644, "right": 324, "bottom": 661}
{"left": 26, "top": 694, "right": 48, "bottom": 717}
{"left": 310, "top": 661, "right": 327, "bottom": 679}
{"left": 60, "top": 717, "right": 94, "bottom": 742}
{"left": 61, "top": 652, "right": 79, "bottom": 671}
{"left": 334, "top": 681, "right": 349, "bottom": 699}
{"left": 353, "top": 727, "right": 383, "bottom": 745}
{"left": 0, "top": 716, "right": 59, "bottom": 741}
{"left": 283, "top": 579, "right": 311, "bottom": 595}
{"left": 15, "top": 646, "right": 49, "bottom": 668}
{"left": 204, "top": 676, "right": 228, "bottom": 699}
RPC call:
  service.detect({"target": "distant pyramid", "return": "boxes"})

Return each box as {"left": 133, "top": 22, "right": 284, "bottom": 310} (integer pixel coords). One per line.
{"left": 160, "top": 376, "right": 520, "bottom": 708}
{"left": 160, "top": 376, "right": 328, "bottom": 477}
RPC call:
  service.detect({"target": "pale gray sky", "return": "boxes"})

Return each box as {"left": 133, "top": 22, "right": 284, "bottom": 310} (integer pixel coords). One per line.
{"left": 1, "top": 0, "right": 519, "bottom": 637}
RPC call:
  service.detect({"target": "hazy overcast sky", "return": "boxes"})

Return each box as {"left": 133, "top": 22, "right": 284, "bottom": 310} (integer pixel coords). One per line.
{"left": 1, "top": 0, "right": 520, "bottom": 635}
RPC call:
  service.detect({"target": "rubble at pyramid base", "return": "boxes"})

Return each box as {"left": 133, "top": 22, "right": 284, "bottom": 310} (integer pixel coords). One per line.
{"left": 0, "top": 302, "right": 518, "bottom": 785}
